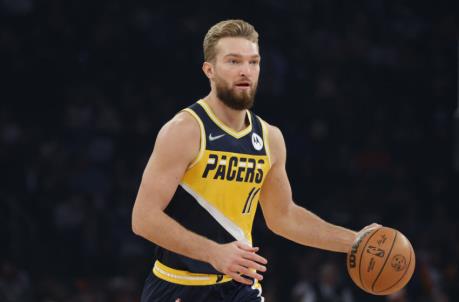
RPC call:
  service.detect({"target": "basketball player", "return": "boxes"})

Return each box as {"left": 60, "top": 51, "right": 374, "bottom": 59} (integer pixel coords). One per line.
{"left": 132, "top": 19, "right": 378, "bottom": 302}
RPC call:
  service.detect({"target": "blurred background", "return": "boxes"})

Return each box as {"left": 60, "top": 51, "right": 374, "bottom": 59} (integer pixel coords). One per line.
{"left": 1, "top": 0, "right": 457, "bottom": 301}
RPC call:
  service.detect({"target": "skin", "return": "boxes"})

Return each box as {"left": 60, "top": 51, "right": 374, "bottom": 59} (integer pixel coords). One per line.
{"left": 132, "top": 37, "right": 379, "bottom": 285}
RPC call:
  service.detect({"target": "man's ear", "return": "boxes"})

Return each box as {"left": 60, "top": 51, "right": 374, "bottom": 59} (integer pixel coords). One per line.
{"left": 202, "top": 62, "right": 214, "bottom": 79}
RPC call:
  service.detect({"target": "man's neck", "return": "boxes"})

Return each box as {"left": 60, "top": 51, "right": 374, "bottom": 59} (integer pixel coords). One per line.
{"left": 203, "top": 93, "right": 249, "bottom": 132}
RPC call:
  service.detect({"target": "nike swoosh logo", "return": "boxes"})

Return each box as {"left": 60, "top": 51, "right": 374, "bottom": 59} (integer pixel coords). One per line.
{"left": 208, "top": 133, "right": 226, "bottom": 141}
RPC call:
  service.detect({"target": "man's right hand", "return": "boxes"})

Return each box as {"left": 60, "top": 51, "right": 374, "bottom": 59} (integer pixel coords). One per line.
{"left": 208, "top": 241, "right": 268, "bottom": 285}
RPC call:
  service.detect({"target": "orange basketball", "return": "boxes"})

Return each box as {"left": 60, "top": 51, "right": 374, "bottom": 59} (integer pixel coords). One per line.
{"left": 346, "top": 226, "right": 415, "bottom": 295}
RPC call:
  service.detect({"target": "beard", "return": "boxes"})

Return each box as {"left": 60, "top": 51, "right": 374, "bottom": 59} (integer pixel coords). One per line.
{"left": 215, "top": 76, "right": 257, "bottom": 111}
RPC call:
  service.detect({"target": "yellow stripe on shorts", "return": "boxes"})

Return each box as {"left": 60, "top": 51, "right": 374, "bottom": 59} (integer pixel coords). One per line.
{"left": 153, "top": 260, "right": 232, "bottom": 286}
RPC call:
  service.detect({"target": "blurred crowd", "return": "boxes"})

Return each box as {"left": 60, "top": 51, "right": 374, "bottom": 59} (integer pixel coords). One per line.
{"left": 1, "top": 0, "right": 457, "bottom": 301}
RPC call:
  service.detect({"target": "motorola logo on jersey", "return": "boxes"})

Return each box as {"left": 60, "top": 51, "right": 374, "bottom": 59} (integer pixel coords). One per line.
{"left": 202, "top": 154, "right": 264, "bottom": 183}
{"left": 251, "top": 133, "right": 263, "bottom": 151}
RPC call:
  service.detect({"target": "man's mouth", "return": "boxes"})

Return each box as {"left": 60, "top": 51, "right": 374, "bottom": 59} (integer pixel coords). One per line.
{"left": 234, "top": 82, "right": 251, "bottom": 89}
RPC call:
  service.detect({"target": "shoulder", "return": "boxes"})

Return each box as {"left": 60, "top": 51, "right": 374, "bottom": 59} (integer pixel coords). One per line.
{"left": 257, "top": 118, "right": 285, "bottom": 166}
{"left": 154, "top": 110, "right": 201, "bottom": 163}
{"left": 254, "top": 116, "right": 283, "bottom": 141}
{"left": 266, "top": 124, "right": 284, "bottom": 145}
{"left": 159, "top": 110, "right": 200, "bottom": 139}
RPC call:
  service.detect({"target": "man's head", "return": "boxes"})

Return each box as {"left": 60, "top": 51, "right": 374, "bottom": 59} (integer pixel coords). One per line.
{"left": 202, "top": 20, "right": 260, "bottom": 110}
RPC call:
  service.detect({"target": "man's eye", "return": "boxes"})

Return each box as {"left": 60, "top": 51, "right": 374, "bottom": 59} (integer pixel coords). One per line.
{"left": 250, "top": 60, "right": 259, "bottom": 65}
{"left": 229, "top": 60, "right": 239, "bottom": 64}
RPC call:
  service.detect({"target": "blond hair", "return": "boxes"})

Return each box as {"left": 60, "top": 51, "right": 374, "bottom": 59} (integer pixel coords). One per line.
{"left": 203, "top": 19, "right": 259, "bottom": 62}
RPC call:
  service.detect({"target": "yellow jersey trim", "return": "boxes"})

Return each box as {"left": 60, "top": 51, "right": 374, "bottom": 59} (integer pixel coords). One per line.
{"left": 182, "top": 108, "right": 206, "bottom": 169}
{"left": 259, "top": 117, "right": 272, "bottom": 168}
{"left": 197, "top": 99, "right": 253, "bottom": 139}
{"left": 152, "top": 260, "right": 232, "bottom": 286}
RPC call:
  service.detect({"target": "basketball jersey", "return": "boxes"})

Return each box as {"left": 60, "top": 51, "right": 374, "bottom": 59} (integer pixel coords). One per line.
{"left": 155, "top": 99, "right": 272, "bottom": 276}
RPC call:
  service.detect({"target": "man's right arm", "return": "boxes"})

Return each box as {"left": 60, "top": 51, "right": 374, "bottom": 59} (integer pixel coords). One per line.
{"left": 131, "top": 111, "right": 266, "bottom": 284}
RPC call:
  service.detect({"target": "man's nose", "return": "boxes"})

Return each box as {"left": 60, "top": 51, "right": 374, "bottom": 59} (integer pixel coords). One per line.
{"left": 239, "top": 62, "right": 252, "bottom": 77}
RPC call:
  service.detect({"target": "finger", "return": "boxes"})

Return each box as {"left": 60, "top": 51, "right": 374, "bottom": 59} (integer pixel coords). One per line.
{"left": 229, "top": 272, "right": 253, "bottom": 285}
{"left": 242, "top": 251, "right": 268, "bottom": 265}
{"left": 235, "top": 265, "right": 263, "bottom": 281}
{"left": 239, "top": 258, "right": 267, "bottom": 272}
{"left": 236, "top": 241, "right": 259, "bottom": 252}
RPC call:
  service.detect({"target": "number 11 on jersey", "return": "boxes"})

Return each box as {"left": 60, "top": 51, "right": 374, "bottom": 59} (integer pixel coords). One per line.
{"left": 242, "top": 187, "right": 260, "bottom": 214}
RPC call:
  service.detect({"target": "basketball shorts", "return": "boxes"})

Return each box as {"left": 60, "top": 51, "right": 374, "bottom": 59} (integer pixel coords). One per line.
{"left": 140, "top": 273, "right": 264, "bottom": 302}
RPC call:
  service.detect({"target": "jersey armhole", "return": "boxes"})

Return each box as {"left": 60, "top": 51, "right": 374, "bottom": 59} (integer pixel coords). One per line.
{"left": 258, "top": 117, "right": 272, "bottom": 168}
{"left": 181, "top": 108, "right": 206, "bottom": 169}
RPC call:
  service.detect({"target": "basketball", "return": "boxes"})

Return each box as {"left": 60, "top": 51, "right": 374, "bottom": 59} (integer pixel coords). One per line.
{"left": 346, "top": 226, "right": 415, "bottom": 295}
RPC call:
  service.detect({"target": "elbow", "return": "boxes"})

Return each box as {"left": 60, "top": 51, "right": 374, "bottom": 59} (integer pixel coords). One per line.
{"left": 265, "top": 205, "right": 294, "bottom": 236}
{"left": 131, "top": 206, "right": 146, "bottom": 237}
{"left": 131, "top": 204, "right": 162, "bottom": 237}
{"left": 131, "top": 215, "right": 142, "bottom": 236}
{"left": 132, "top": 216, "right": 149, "bottom": 238}
{"left": 266, "top": 218, "right": 284, "bottom": 236}
{"left": 264, "top": 201, "right": 295, "bottom": 236}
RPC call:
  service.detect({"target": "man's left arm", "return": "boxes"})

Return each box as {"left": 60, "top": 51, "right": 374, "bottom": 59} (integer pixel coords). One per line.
{"left": 259, "top": 125, "right": 374, "bottom": 253}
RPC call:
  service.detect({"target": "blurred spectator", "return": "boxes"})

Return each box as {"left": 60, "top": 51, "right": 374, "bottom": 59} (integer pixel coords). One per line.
{"left": 292, "top": 261, "right": 354, "bottom": 302}
{"left": 0, "top": 261, "right": 32, "bottom": 302}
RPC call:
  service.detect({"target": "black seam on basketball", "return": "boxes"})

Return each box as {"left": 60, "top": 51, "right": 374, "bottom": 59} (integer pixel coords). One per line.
{"left": 358, "top": 228, "right": 382, "bottom": 291}
{"left": 371, "top": 230, "right": 398, "bottom": 292}
{"left": 376, "top": 241, "right": 413, "bottom": 294}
